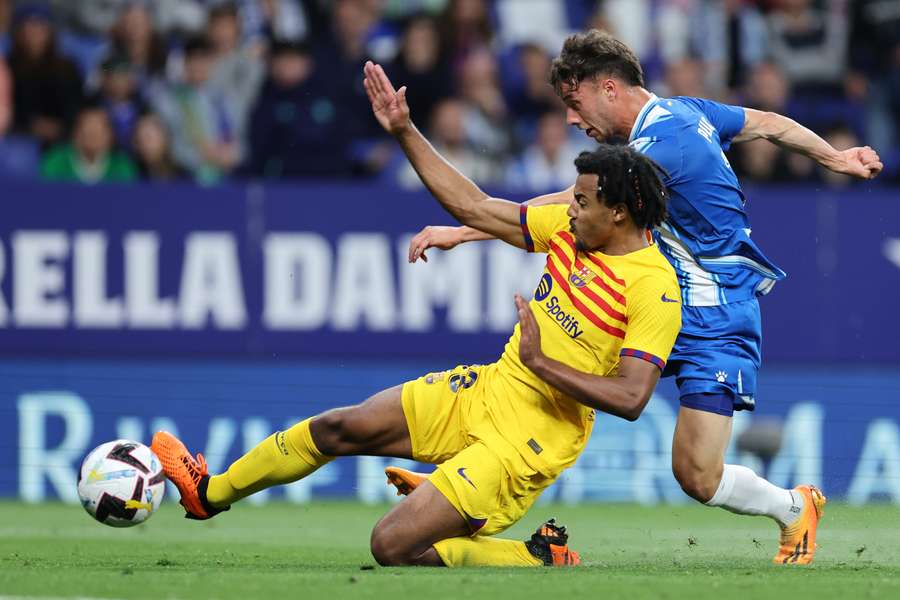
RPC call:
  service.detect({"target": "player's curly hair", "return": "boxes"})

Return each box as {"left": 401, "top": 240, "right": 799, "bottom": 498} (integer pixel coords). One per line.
{"left": 574, "top": 145, "right": 668, "bottom": 230}
{"left": 549, "top": 30, "right": 644, "bottom": 94}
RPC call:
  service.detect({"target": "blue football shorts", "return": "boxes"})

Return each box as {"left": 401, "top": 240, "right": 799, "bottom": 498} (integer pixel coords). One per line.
{"left": 662, "top": 298, "right": 761, "bottom": 417}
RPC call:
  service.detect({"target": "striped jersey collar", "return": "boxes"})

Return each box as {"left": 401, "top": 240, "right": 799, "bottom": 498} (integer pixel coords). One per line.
{"left": 628, "top": 93, "right": 660, "bottom": 142}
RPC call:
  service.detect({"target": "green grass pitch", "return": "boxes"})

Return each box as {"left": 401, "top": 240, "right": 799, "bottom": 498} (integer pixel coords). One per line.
{"left": 0, "top": 501, "right": 897, "bottom": 599}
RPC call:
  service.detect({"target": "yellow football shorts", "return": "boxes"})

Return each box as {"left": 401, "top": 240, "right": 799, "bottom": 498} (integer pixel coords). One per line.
{"left": 400, "top": 364, "right": 554, "bottom": 537}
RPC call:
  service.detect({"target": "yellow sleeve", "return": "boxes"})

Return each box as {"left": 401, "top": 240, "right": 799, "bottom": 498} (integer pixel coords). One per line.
{"left": 619, "top": 273, "right": 682, "bottom": 370}
{"left": 522, "top": 204, "right": 570, "bottom": 253}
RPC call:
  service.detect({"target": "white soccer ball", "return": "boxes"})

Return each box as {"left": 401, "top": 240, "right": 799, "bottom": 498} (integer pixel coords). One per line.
{"left": 77, "top": 440, "right": 166, "bottom": 527}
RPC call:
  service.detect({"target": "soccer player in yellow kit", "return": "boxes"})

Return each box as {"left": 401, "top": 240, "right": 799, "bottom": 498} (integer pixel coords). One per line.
{"left": 150, "top": 62, "right": 681, "bottom": 568}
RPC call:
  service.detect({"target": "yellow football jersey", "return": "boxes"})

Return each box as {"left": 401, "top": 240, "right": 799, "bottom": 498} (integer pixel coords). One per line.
{"left": 476, "top": 204, "right": 681, "bottom": 478}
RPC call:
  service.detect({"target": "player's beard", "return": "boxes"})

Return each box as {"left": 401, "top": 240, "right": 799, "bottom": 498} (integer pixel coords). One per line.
{"left": 570, "top": 226, "right": 592, "bottom": 253}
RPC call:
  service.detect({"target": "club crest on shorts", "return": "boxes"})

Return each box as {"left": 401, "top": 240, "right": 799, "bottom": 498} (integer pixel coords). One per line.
{"left": 569, "top": 266, "right": 596, "bottom": 288}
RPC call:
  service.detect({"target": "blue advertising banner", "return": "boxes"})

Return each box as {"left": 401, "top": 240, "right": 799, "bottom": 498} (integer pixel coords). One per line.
{"left": 2, "top": 359, "right": 898, "bottom": 504}
{"left": 0, "top": 181, "right": 898, "bottom": 363}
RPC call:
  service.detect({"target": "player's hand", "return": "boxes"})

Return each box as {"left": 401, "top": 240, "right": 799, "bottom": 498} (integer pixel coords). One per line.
{"left": 515, "top": 293, "right": 544, "bottom": 369}
{"left": 363, "top": 61, "right": 410, "bottom": 136}
{"left": 408, "top": 226, "right": 466, "bottom": 263}
{"left": 832, "top": 146, "right": 883, "bottom": 180}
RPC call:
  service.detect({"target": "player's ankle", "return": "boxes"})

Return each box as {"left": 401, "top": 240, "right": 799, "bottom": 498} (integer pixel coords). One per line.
{"left": 198, "top": 476, "right": 230, "bottom": 515}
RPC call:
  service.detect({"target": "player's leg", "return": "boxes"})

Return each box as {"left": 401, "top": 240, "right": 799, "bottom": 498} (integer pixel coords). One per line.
{"left": 672, "top": 404, "right": 801, "bottom": 517}
{"left": 671, "top": 300, "right": 825, "bottom": 564}
{"left": 152, "top": 385, "right": 411, "bottom": 518}
{"left": 371, "top": 440, "right": 578, "bottom": 567}
{"left": 671, "top": 403, "right": 825, "bottom": 563}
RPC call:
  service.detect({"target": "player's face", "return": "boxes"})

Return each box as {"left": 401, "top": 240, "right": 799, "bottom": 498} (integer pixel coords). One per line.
{"left": 569, "top": 173, "right": 624, "bottom": 251}
{"left": 560, "top": 79, "right": 617, "bottom": 142}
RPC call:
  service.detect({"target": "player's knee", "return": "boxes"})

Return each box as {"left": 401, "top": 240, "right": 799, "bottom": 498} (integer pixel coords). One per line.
{"left": 672, "top": 460, "right": 720, "bottom": 503}
{"left": 309, "top": 409, "right": 359, "bottom": 455}
{"left": 370, "top": 525, "right": 415, "bottom": 566}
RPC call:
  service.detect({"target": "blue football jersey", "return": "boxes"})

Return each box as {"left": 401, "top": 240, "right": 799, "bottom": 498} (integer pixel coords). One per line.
{"left": 628, "top": 94, "right": 786, "bottom": 306}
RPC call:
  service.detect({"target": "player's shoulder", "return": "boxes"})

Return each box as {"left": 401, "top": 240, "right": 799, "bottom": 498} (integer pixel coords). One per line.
{"left": 622, "top": 246, "right": 679, "bottom": 294}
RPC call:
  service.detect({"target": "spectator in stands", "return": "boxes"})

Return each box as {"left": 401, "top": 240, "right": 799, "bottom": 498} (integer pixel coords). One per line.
{"left": 767, "top": 0, "right": 848, "bottom": 98}
{"left": 40, "top": 104, "right": 137, "bottom": 183}
{"left": 0, "top": 0, "right": 12, "bottom": 45}
{"left": 239, "top": 0, "right": 308, "bottom": 44}
{"left": 505, "top": 43, "right": 561, "bottom": 131}
{"left": 246, "top": 40, "right": 355, "bottom": 177}
{"left": 387, "top": 14, "right": 453, "bottom": 127}
{"left": 598, "top": 0, "right": 693, "bottom": 87}
{"left": 439, "top": 0, "right": 493, "bottom": 67}
{"left": 309, "top": 0, "right": 383, "bottom": 147}
{"left": 663, "top": 57, "right": 709, "bottom": 99}
{"left": 847, "top": 0, "right": 900, "bottom": 168}
{"left": 152, "top": 0, "right": 210, "bottom": 38}
{"left": 0, "top": 56, "right": 10, "bottom": 136}
{"left": 109, "top": 1, "right": 168, "bottom": 90}
{"left": 87, "top": 55, "right": 148, "bottom": 151}
{"left": 689, "top": 0, "right": 768, "bottom": 96}
{"left": 8, "top": 3, "right": 83, "bottom": 147}
{"left": 729, "top": 61, "right": 814, "bottom": 182}
{"left": 49, "top": 0, "right": 131, "bottom": 36}
{"left": 152, "top": 36, "right": 241, "bottom": 183}
{"left": 494, "top": 0, "right": 570, "bottom": 53}
{"left": 207, "top": 2, "right": 264, "bottom": 144}
{"left": 132, "top": 112, "right": 185, "bottom": 181}
{"left": 396, "top": 98, "right": 503, "bottom": 188}
{"left": 458, "top": 48, "right": 514, "bottom": 167}
{"left": 506, "top": 111, "right": 580, "bottom": 192}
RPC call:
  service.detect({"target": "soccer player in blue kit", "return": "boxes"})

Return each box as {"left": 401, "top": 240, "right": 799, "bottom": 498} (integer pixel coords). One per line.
{"left": 399, "top": 31, "right": 883, "bottom": 564}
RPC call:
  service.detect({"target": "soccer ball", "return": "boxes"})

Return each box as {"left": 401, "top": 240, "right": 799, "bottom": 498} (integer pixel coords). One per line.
{"left": 77, "top": 440, "right": 166, "bottom": 527}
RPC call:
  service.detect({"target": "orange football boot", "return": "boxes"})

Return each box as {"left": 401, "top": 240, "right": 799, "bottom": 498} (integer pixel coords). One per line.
{"left": 151, "top": 431, "right": 224, "bottom": 520}
{"left": 384, "top": 466, "right": 430, "bottom": 496}
{"left": 773, "top": 485, "right": 827, "bottom": 565}
{"left": 525, "top": 519, "right": 581, "bottom": 567}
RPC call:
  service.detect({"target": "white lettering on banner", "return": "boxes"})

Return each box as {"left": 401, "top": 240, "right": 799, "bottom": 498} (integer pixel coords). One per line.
{"left": 332, "top": 233, "right": 396, "bottom": 330}
{"left": 847, "top": 419, "right": 900, "bottom": 504}
{"left": 0, "top": 241, "right": 7, "bottom": 326}
{"left": 179, "top": 233, "right": 247, "bottom": 329}
{"left": 768, "top": 403, "right": 823, "bottom": 488}
{"left": 116, "top": 416, "right": 143, "bottom": 442}
{"left": 486, "top": 242, "right": 546, "bottom": 332}
{"left": 74, "top": 232, "right": 124, "bottom": 327}
{"left": 398, "top": 236, "right": 481, "bottom": 332}
{"left": 263, "top": 233, "right": 331, "bottom": 329}
{"left": 882, "top": 238, "right": 900, "bottom": 270}
{"left": 124, "top": 232, "right": 176, "bottom": 328}
{"left": 13, "top": 231, "right": 69, "bottom": 327}
{"left": 18, "top": 392, "right": 92, "bottom": 503}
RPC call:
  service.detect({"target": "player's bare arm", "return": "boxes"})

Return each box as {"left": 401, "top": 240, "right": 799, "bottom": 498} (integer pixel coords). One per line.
{"left": 733, "top": 108, "right": 883, "bottom": 180}
{"left": 408, "top": 187, "right": 575, "bottom": 263}
{"left": 515, "top": 294, "right": 659, "bottom": 422}
{"left": 364, "top": 60, "right": 529, "bottom": 249}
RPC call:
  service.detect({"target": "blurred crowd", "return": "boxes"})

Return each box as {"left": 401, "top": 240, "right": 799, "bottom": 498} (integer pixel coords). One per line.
{"left": 0, "top": 0, "right": 896, "bottom": 190}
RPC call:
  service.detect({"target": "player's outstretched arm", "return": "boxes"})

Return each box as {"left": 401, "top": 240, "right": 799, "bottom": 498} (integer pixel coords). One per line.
{"left": 733, "top": 108, "right": 883, "bottom": 180}
{"left": 364, "top": 60, "right": 526, "bottom": 248}
{"left": 407, "top": 186, "right": 574, "bottom": 263}
{"left": 515, "top": 295, "right": 659, "bottom": 421}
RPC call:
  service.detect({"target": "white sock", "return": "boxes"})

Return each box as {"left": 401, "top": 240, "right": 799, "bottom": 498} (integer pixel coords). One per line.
{"left": 705, "top": 464, "right": 803, "bottom": 527}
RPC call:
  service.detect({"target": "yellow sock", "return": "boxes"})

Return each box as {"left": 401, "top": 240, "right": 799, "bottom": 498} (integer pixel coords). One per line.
{"left": 433, "top": 536, "right": 542, "bottom": 567}
{"left": 206, "top": 418, "right": 333, "bottom": 507}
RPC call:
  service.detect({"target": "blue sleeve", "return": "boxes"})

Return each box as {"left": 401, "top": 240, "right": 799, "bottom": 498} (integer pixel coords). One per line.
{"left": 677, "top": 97, "right": 746, "bottom": 149}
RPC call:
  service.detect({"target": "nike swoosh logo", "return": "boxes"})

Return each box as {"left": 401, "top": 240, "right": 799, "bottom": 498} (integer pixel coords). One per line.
{"left": 457, "top": 467, "right": 477, "bottom": 489}
{"left": 661, "top": 292, "right": 679, "bottom": 303}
